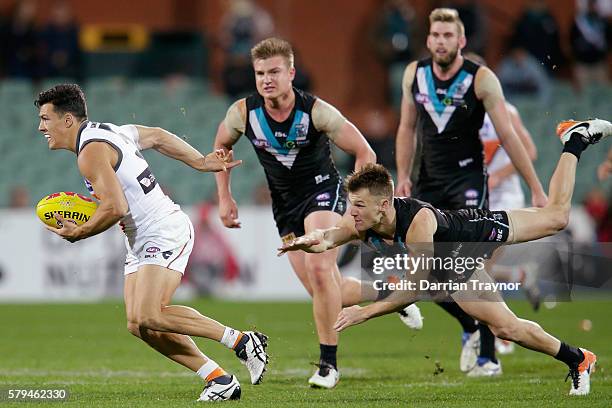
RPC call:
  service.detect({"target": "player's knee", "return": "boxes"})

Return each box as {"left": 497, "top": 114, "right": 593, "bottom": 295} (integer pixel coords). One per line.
{"left": 546, "top": 205, "right": 570, "bottom": 232}
{"left": 127, "top": 321, "right": 141, "bottom": 338}
{"left": 489, "top": 321, "right": 520, "bottom": 342}
{"left": 307, "top": 262, "right": 334, "bottom": 290}
{"left": 135, "top": 312, "right": 165, "bottom": 332}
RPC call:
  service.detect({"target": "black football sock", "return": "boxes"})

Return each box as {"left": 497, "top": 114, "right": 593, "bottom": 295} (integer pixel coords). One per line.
{"left": 562, "top": 133, "right": 589, "bottom": 160}
{"left": 478, "top": 324, "right": 497, "bottom": 363}
{"left": 436, "top": 301, "right": 478, "bottom": 333}
{"left": 320, "top": 344, "right": 338, "bottom": 370}
{"left": 555, "top": 342, "right": 584, "bottom": 367}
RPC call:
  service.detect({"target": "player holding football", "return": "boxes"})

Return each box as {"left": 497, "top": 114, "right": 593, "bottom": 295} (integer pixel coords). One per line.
{"left": 394, "top": 8, "right": 548, "bottom": 376}
{"left": 214, "top": 37, "right": 376, "bottom": 388}
{"left": 36, "top": 84, "right": 268, "bottom": 402}
{"left": 279, "top": 119, "right": 611, "bottom": 395}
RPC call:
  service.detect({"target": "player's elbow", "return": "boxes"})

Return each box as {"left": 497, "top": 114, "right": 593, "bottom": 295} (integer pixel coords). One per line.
{"left": 357, "top": 145, "right": 377, "bottom": 166}
{"left": 109, "top": 200, "right": 129, "bottom": 219}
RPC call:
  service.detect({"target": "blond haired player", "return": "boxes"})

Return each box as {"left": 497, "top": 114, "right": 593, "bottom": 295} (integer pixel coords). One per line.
{"left": 214, "top": 37, "right": 376, "bottom": 388}
{"left": 394, "top": 8, "right": 548, "bottom": 376}
{"left": 280, "top": 118, "right": 611, "bottom": 395}
{"left": 36, "top": 84, "right": 268, "bottom": 402}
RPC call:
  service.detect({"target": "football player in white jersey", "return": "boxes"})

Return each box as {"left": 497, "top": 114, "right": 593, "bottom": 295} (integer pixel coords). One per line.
{"left": 36, "top": 84, "right": 268, "bottom": 402}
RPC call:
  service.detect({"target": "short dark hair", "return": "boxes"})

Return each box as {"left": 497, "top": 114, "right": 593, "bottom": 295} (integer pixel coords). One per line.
{"left": 34, "top": 84, "right": 88, "bottom": 120}
{"left": 345, "top": 164, "right": 394, "bottom": 199}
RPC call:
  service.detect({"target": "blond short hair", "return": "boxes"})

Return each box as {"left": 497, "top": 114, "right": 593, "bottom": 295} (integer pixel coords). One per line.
{"left": 429, "top": 8, "right": 465, "bottom": 37}
{"left": 250, "top": 37, "right": 294, "bottom": 68}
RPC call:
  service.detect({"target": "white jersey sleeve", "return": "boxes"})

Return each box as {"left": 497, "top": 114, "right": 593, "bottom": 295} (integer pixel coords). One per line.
{"left": 77, "top": 121, "right": 179, "bottom": 235}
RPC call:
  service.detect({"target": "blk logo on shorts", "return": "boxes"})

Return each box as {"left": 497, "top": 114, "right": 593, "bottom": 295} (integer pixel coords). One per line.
{"left": 162, "top": 251, "right": 173, "bottom": 260}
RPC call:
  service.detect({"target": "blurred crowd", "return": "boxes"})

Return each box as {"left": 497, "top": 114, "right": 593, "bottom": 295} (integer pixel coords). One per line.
{"left": 0, "top": 0, "right": 81, "bottom": 80}
{"left": 1, "top": 0, "right": 611, "bottom": 243}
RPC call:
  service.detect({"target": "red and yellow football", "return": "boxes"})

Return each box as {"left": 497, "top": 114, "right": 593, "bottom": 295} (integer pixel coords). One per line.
{"left": 35, "top": 191, "right": 98, "bottom": 228}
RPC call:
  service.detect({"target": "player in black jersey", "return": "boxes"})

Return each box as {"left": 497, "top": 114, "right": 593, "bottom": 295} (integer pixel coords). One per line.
{"left": 393, "top": 8, "right": 549, "bottom": 375}
{"left": 278, "top": 117, "right": 611, "bottom": 395}
{"left": 214, "top": 38, "right": 376, "bottom": 388}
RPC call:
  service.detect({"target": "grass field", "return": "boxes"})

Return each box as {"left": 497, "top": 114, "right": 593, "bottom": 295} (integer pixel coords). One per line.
{"left": 0, "top": 299, "right": 610, "bottom": 407}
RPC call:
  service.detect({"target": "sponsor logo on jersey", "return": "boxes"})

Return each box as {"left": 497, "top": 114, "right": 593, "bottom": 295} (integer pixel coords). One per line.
{"left": 465, "top": 189, "right": 479, "bottom": 199}
{"left": 281, "top": 232, "right": 297, "bottom": 245}
{"left": 415, "top": 93, "right": 430, "bottom": 104}
{"left": 458, "top": 158, "right": 474, "bottom": 167}
{"left": 146, "top": 247, "right": 160, "bottom": 253}
{"left": 295, "top": 123, "right": 308, "bottom": 139}
{"left": 465, "top": 199, "right": 478, "bottom": 206}
{"left": 317, "top": 201, "right": 330, "bottom": 207}
{"left": 252, "top": 139, "right": 271, "bottom": 148}
{"left": 315, "top": 174, "right": 330, "bottom": 184}
{"left": 275, "top": 131, "right": 287, "bottom": 139}
{"left": 137, "top": 167, "right": 157, "bottom": 194}
{"left": 316, "top": 192, "right": 331, "bottom": 201}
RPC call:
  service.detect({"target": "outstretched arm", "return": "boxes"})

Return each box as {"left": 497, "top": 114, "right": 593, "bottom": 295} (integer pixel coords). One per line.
{"left": 278, "top": 213, "right": 361, "bottom": 255}
{"left": 215, "top": 99, "right": 246, "bottom": 228}
{"left": 312, "top": 99, "right": 376, "bottom": 170}
{"left": 334, "top": 208, "right": 436, "bottom": 331}
{"left": 134, "top": 125, "right": 241, "bottom": 172}
{"left": 476, "top": 67, "right": 546, "bottom": 207}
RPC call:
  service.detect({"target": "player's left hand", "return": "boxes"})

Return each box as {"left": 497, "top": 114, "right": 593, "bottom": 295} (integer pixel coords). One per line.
{"left": 333, "top": 305, "right": 368, "bottom": 332}
{"left": 204, "top": 149, "right": 242, "bottom": 172}
{"left": 277, "top": 236, "right": 320, "bottom": 256}
{"left": 531, "top": 189, "right": 548, "bottom": 208}
{"left": 45, "top": 214, "right": 81, "bottom": 243}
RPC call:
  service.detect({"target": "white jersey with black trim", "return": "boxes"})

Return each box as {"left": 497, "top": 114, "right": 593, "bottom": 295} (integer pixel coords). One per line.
{"left": 479, "top": 114, "right": 524, "bottom": 208}
{"left": 76, "top": 121, "right": 179, "bottom": 237}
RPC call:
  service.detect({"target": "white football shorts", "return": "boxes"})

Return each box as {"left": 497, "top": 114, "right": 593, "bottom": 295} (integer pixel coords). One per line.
{"left": 124, "top": 210, "right": 194, "bottom": 275}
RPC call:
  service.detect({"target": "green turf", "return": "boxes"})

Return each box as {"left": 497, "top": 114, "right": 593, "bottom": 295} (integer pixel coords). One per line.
{"left": 0, "top": 299, "right": 610, "bottom": 407}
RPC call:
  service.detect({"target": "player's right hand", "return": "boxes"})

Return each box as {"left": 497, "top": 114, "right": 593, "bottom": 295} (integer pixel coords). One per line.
{"left": 277, "top": 236, "right": 320, "bottom": 256}
{"left": 204, "top": 149, "right": 242, "bottom": 172}
{"left": 395, "top": 178, "right": 412, "bottom": 197}
{"left": 219, "top": 197, "right": 241, "bottom": 228}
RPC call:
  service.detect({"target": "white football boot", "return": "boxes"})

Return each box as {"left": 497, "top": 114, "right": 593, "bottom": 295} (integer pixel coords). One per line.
{"left": 467, "top": 358, "right": 502, "bottom": 377}
{"left": 568, "top": 348, "right": 597, "bottom": 396}
{"left": 398, "top": 303, "right": 424, "bottom": 330}
{"left": 495, "top": 338, "right": 515, "bottom": 355}
{"left": 460, "top": 331, "right": 480, "bottom": 373}
{"left": 235, "top": 331, "right": 269, "bottom": 385}
{"left": 556, "top": 119, "right": 612, "bottom": 145}
{"left": 197, "top": 375, "right": 241, "bottom": 401}
{"left": 308, "top": 361, "right": 340, "bottom": 389}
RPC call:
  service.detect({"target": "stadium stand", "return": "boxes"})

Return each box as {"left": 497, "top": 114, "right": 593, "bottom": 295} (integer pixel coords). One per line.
{"left": 0, "top": 79, "right": 609, "bottom": 207}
